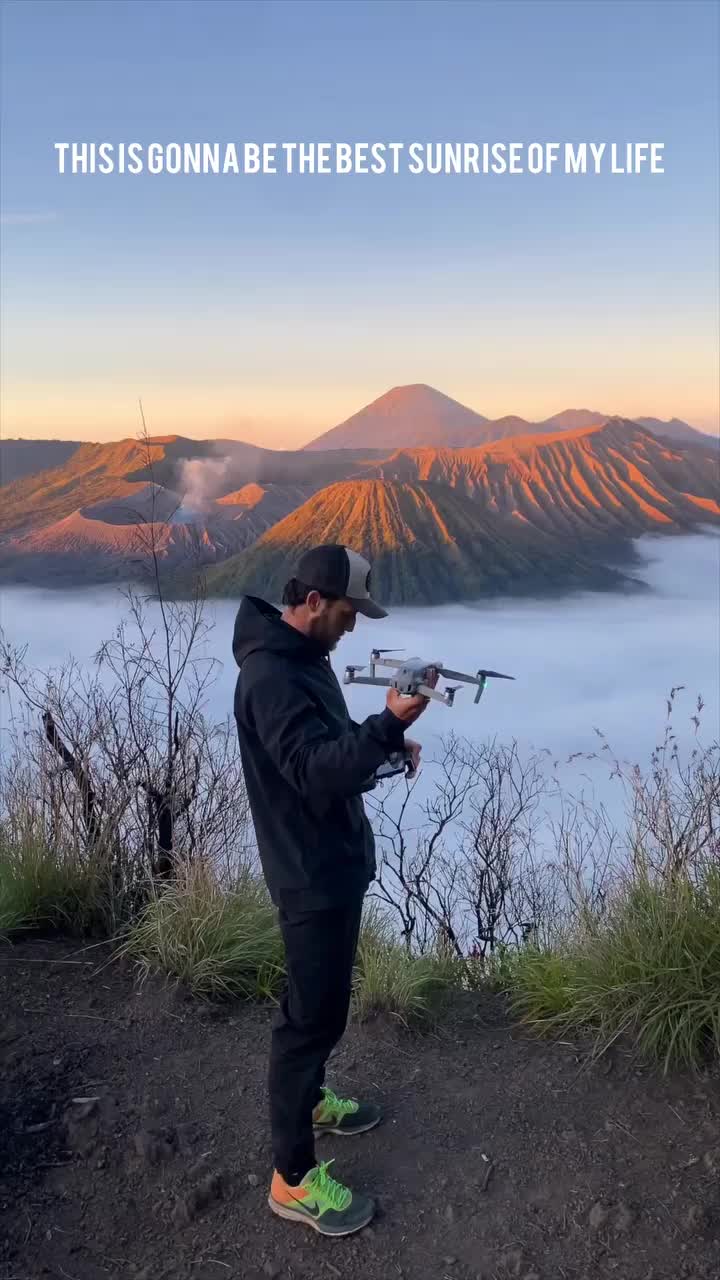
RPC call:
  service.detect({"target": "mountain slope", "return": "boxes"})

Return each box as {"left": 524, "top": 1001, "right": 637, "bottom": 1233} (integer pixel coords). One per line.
{"left": 0, "top": 436, "right": 384, "bottom": 542}
{"left": 540, "top": 409, "right": 607, "bottom": 431}
{"left": 217, "top": 482, "right": 315, "bottom": 526}
{"left": 0, "top": 439, "right": 84, "bottom": 485}
{"left": 529, "top": 409, "right": 715, "bottom": 448}
{"left": 198, "top": 479, "right": 630, "bottom": 606}
{"left": 0, "top": 438, "right": 223, "bottom": 541}
{"left": 0, "top": 493, "right": 263, "bottom": 587}
{"left": 303, "top": 384, "right": 490, "bottom": 451}
{"left": 635, "top": 417, "right": 719, "bottom": 448}
{"left": 360, "top": 419, "right": 720, "bottom": 546}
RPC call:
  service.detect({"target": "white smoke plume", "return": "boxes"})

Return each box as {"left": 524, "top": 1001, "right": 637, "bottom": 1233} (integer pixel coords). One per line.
{"left": 177, "top": 456, "right": 234, "bottom": 512}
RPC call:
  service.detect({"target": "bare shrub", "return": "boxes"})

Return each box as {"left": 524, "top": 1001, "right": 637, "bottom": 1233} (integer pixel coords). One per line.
{"left": 0, "top": 420, "right": 252, "bottom": 930}
{"left": 369, "top": 732, "right": 552, "bottom": 958}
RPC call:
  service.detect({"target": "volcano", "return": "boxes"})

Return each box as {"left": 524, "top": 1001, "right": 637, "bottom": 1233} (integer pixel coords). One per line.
{"left": 303, "top": 384, "right": 490, "bottom": 451}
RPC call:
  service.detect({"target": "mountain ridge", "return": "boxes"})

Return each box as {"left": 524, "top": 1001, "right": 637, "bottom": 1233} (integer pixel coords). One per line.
{"left": 357, "top": 419, "right": 720, "bottom": 547}
{"left": 2, "top": 418, "right": 717, "bottom": 598}
{"left": 2, "top": 387, "right": 714, "bottom": 518}
{"left": 303, "top": 385, "right": 715, "bottom": 452}
{"left": 2, "top": 399, "right": 717, "bottom": 603}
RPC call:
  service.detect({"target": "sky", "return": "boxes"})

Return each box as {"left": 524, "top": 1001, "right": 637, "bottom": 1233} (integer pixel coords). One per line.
{"left": 1, "top": 0, "right": 718, "bottom": 447}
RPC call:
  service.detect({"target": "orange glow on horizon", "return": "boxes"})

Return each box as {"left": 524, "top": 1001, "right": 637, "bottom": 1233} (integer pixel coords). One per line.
{"left": 1, "top": 382, "right": 718, "bottom": 447}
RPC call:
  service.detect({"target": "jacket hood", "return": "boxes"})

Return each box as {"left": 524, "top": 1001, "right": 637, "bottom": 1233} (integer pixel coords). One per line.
{"left": 232, "top": 595, "right": 328, "bottom": 667}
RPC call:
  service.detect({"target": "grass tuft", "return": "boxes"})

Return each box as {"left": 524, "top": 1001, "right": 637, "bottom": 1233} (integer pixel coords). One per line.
{"left": 121, "top": 861, "right": 285, "bottom": 1000}
{"left": 353, "top": 906, "right": 460, "bottom": 1025}
{"left": 507, "top": 866, "right": 720, "bottom": 1070}
{"left": 0, "top": 823, "right": 99, "bottom": 937}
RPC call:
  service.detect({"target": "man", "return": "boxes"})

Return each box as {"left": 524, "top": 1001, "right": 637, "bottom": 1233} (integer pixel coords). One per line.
{"left": 232, "top": 544, "right": 433, "bottom": 1237}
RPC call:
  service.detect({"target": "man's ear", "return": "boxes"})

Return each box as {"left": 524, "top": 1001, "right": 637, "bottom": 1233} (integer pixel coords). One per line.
{"left": 306, "top": 589, "right": 323, "bottom": 614}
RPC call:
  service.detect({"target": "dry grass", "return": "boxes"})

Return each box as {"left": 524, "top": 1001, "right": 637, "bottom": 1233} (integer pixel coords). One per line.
{"left": 120, "top": 861, "right": 286, "bottom": 1001}
{"left": 0, "top": 820, "right": 102, "bottom": 937}
{"left": 353, "top": 906, "right": 461, "bottom": 1025}
{"left": 506, "top": 864, "right": 720, "bottom": 1070}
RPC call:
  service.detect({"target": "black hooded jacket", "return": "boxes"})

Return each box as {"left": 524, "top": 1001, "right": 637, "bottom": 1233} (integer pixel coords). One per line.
{"left": 232, "top": 595, "right": 406, "bottom": 911}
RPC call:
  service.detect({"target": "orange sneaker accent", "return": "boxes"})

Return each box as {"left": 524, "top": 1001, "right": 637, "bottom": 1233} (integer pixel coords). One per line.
{"left": 270, "top": 1170, "right": 309, "bottom": 1206}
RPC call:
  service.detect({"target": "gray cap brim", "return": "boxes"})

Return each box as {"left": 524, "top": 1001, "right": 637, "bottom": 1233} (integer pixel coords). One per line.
{"left": 349, "top": 595, "right": 388, "bottom": 619}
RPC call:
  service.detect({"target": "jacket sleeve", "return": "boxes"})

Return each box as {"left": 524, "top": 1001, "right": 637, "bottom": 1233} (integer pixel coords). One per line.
{"left": 244, "top": 673, "right": 406, "bottom": 800}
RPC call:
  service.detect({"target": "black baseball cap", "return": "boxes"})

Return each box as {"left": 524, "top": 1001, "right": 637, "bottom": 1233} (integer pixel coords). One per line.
{"left": 293, "top": 544, "right": 388, "bottom": 619}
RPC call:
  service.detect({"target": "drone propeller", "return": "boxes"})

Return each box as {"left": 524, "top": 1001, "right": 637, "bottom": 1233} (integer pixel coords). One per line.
{"left": 471, "top": 669, "right": 514, "bottom": 704}
{"left": 371, "top": 647, "right": 405, "bottom": 671}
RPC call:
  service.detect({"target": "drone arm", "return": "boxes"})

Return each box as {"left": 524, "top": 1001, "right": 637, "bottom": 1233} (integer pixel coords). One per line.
{"left": 415, "top": 683, "right": 451, "bottom": 703}
{"left": 431, "top": 666, "right": 514, "bottom": 684}
{"left": 438, "top": 667, "right": 478, "bottom": 684}
{"left": 345, "top": 675, "right": 394, "bottom": 689}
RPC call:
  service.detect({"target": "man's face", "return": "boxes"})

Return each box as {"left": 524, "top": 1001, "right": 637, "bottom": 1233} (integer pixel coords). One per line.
{"left": 307, "top": 594, "right": 358, "bottom": 651}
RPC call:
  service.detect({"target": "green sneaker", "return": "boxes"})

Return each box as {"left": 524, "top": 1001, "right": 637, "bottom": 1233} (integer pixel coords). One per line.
{"left": 313, "top": 1086, "right": 382, "bottom": 1136}
{"left": 268, "top": 1159, "right": 375, "bottom": 1236}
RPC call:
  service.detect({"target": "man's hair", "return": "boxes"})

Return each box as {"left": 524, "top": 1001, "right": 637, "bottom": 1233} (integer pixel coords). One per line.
{"left": 281, "top": 578, "right": 338, "bottom": 607}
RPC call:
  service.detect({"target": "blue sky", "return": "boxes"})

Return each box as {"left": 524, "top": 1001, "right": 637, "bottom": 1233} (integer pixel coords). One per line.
{"left": 1, "top": 0, "right": 718, "bottom": 444}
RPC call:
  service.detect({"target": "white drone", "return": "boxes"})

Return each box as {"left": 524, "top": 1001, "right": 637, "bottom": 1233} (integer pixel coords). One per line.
{"left": 343, "top": 648, "right": 515, "bottom": 708}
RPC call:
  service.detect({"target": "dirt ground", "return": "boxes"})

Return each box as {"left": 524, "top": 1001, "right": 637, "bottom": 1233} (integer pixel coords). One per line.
{"left": 1, "top": 937, "right": 719, "bottom": 1280}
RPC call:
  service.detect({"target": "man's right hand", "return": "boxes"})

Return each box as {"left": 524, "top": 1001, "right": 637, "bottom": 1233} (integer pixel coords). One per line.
{"left": 385, "top": 667, "right": 438, "bottom": 726}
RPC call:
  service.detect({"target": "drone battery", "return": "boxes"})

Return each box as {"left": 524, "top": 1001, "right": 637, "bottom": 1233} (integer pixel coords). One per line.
{"left": 374, "top": 759, "right": 405, "bottom": 781}
{"left": 374, "top": 750, "right": 414, "bottom": 783}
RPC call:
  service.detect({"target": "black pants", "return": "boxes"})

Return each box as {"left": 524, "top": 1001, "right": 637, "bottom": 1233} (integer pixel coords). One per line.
{"left": 269, "top": 895, "right": 364, "bottom": 1183}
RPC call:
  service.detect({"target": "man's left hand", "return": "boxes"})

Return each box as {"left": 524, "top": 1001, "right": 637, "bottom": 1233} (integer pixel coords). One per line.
{"left": 405, "top": 738, "right": 422, "bottom": 773}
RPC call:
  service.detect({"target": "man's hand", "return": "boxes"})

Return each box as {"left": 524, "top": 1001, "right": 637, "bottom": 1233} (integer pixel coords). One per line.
{"left": 385, "top": 667, "right": 438, "bottom": 726}
{"left": 404, "top": 738, "right": 422, "bottom": 773}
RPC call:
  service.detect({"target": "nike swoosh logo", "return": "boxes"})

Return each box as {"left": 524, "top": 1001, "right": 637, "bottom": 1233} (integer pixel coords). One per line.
{"left": 290, "top": 1194, "right": 321, "bottom": 1218}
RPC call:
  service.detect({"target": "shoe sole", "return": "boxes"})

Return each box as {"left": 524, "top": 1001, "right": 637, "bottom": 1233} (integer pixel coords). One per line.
{"left": 268, "top": 1195, "right": 375, "bottom": 1236}
{"left": 313, "top": 1115, "right": 382, "bottom": 1137}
